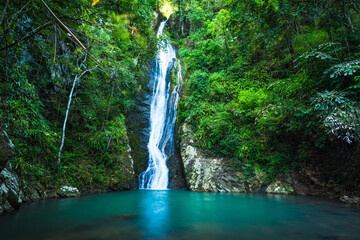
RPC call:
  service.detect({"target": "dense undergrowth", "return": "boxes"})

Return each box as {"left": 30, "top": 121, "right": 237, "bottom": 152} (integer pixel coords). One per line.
{"left": 168, "top": 0, "right": 360, "bottom": 186}
{"left": 1, "top": 0, "right": 360, "bottom": 193}
{"left": 0, "top": 0, "right": 157, "bottom": 190}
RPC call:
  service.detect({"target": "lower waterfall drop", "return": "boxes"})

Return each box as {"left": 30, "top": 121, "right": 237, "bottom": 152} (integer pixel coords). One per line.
{"left": 139, "top": 20, "right": 182, "bottom": 190}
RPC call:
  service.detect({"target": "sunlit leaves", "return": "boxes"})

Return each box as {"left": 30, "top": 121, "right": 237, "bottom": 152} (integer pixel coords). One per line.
{"left": 91, "top": 0, "right": 101, "bottom": 6}
{"left": 254, "top": 0, "right": 279, "bottom": 10}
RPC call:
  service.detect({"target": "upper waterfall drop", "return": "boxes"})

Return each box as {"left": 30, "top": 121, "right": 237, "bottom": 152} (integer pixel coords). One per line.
{"left": 139, "top": 21, "right": 182, "bottom": 190}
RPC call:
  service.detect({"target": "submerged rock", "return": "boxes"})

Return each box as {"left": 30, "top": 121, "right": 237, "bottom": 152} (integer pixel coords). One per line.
{"left": 71, "top": 223, "right": 99, "bottom": 232}
{"left": 323, "top": 209, "right": 347, "bottom": 215}
{"left": 57, "top": 186, "right": 80, "bottom": 197}
{"left": 105, "top": 214, "right": 138, "bottom": 221}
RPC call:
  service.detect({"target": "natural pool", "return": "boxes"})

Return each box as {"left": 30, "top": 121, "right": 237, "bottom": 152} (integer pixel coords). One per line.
{"left": 0, "top": 190, "right": 359, "bottom": 240}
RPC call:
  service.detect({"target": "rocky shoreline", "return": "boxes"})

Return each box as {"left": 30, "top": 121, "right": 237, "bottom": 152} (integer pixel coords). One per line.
{"left": 0, "top": 129, "right": 118, "bottom": 215}
{"left": 179, "top": 123, "right": 360, "bottom": 206}
{"left": 1, "top": 120, "right": 359, "bottom": 215}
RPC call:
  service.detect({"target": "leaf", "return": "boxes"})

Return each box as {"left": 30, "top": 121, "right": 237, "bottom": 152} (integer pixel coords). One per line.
{"left": 92, "top": 0, "right": 100, "bottom": 6}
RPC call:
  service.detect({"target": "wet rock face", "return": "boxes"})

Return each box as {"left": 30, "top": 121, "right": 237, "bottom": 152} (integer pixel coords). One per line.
{"left": 166, "top": 135, "right": 187, "bottom": 190}
{"left": 0, "top": 130, "right": 15, "bottom": 170}
{"left": 127, "top": 56, "right": 186, "bottom": 189}
{"left": 152, "top": 10, "right": 167, "bottom": 32}
{"left": 180, "top": 124, "right": 264, "bottom": 193}
{"left": 126, "top": 60, "right": 154, "bottom": 186}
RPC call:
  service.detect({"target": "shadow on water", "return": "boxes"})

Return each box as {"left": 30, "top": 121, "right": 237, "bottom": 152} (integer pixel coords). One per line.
{"left": 0, "top": 191, "right": 360, "bottom": 240}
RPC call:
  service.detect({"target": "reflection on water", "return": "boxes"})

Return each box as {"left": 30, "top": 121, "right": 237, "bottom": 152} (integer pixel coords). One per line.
{"left": 0, "top": 191, "right": 359, "bottom": 240}
{"left": 139, "top": 190, "right": 170, "bottom": 239}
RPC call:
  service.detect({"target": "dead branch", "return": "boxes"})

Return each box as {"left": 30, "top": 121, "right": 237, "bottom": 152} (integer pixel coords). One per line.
{"left": 39, "top": 0, "right": 87, "bottom": 50}
{"left": 53, "top": 24, "right": 57, "bottom": 62}
{"left": 39, "top": 0, "right": 110, "bottom": 75}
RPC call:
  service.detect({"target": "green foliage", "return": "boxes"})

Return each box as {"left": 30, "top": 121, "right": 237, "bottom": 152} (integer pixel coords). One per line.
{"left": 0, "top": 65, "right": 57, "bottom": 167}
{"left": 1, "top": 0, "right": 359, "bottom": 188}
{"left": 0, "top": 0, "right": 156, "bottom": 189}
{"left": 175, "top": 0, "right": 360, "bottom": 181}
{"left": 312, "top": 91, "right": 360, "bottom": 144}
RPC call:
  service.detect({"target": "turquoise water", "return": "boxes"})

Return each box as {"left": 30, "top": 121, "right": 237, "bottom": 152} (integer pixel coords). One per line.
{"left": 1, "top": 191, "right": 360, "bottom": 240}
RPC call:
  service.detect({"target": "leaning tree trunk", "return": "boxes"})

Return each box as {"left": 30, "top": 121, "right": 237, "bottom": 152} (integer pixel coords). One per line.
{"left": 57, "top": 74, "right": 79, "bottom": 165}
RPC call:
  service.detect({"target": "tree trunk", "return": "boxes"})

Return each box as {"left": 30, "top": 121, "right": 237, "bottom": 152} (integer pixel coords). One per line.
{"left": 284, "top": 24, "right": 295, "bottom": 59}
{"left": 57, "top": 74, "right": 79, "bottom": 165}
{"left": 57, "top": 60, "right": 92, "bottom": 165}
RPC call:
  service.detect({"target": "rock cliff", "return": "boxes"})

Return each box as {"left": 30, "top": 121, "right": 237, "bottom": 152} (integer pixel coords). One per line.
{"left": 180, "top": 124, "right": 265, "bottom": 193}
{"left": 179, "top": 123, "right": 359, "bottom": 205}
{"left": 0, "top": 130, "right": 42, "bottom": 214}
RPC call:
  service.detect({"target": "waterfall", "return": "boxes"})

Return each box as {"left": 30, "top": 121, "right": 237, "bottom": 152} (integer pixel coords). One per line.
{"left": 139, "top": 21, "right": 182, "bottom": 190}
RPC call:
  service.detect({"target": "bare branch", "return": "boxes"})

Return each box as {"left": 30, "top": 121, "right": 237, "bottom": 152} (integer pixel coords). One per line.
{"left": 39, "top": 0, "right": 87, "bottom": 50}
{"left": 53, "top": 24, "right": 57, "bottom": 62}
{"left": 39, "top": 0, "right": 110, "bottom": 76}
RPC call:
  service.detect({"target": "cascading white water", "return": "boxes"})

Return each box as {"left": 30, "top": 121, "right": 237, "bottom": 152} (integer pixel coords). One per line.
{"left": 139, "top": 21, "right": 182, "bottom": 190}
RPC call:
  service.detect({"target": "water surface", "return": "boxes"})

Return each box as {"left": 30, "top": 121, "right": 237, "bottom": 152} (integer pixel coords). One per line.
{"left": 1, "top": 191, "right": 360, "bottom": 240}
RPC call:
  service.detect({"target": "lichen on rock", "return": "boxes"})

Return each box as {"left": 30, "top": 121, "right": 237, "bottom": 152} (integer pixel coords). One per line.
{"left": 265, "top": 181, "right": 295, "bottom": 194}
{"left": 57, "top": 186, "right": 81, "bottom": 198}
{"left": 340, "top": 195, "right": 360, "bottom": 205}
